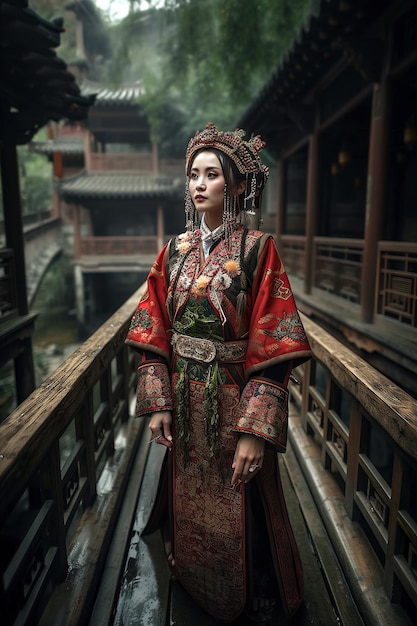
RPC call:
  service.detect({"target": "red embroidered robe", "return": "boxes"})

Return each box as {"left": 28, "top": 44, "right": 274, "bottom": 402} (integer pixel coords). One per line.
{"left": 125, "top": 225, "right": 311, "bottom": 622}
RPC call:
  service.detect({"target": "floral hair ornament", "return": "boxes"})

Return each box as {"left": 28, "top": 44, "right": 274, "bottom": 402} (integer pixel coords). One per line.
{"left": 184, "top": 122, "right": 270, "bottom": 232}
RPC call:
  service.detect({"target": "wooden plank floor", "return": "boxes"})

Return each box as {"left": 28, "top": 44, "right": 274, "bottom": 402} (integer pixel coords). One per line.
{"left": 97, "top": 440, "right": 358, "bottom": 626}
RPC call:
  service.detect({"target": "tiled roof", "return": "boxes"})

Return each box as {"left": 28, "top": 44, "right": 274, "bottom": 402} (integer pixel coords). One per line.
{"left": 30, "top": 136, "right": 84, "bottom": 155}
{"left": 81, "top": 80, "right": 145, "bottom": 107}
{"left": 238, "top": 0, "right": 393, "bottom": 137}
{"left": 0, "top": 0, "right": 95, "bottom": 144}
{"left": 58, "top": 171, "right": 179, "bottom": 199}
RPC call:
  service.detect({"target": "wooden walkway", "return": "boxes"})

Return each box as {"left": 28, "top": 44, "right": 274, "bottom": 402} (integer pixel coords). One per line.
{"left": 87, "top": 435, "right": 362, "bottom": 626}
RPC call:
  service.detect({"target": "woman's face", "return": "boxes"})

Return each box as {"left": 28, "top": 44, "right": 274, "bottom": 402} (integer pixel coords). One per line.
{"left": 189, "top": 150, "right": 226, "bottom": 229}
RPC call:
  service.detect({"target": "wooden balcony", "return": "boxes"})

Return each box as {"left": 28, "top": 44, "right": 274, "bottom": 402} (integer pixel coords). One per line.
{"left": 0, "top": 287, "right": 143, "bottom": 625}
{"left": 281, "top": 236, "right": 417, "bottom": 333}
{"left": 313, "top": 237, "right": 363, "bottom": 303}
{"left": 376, "top": 242, "right": 417, "bottom": 327}
{"left": 79, "top": 236, "right": 159, "bottom": 258}
{"left": 0, "top": 284, "right": 416, "bottom": 625}
{"left": 90, "top": 153, "right": 154, "bottom": 172}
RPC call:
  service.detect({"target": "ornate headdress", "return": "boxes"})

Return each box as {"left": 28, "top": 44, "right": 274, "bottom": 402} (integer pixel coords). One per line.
{"left": 184, "top": 122, "right": 269, "bottom": 232}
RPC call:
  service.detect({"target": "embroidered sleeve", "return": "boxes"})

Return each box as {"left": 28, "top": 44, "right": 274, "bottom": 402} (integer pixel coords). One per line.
{"left": 135, "top": 361, "right": 173, "bottom": 417}
{"left": 245, "top": 236, "right": 311, "bottom": 377}
{"left": 125, "top": 244, "right": 172, "bottom": 361}
{"left": 233, "top": 378, "right": 288, "bottom": 452}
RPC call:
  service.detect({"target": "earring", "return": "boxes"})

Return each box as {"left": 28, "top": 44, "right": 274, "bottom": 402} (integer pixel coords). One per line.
{"left": 223, "top": 184, "right": 237, "bottom": 241}
{"left": 185, "top": 178, "right": 197, "bottom": 231}
{"left": 244, "top": 173, "right": 257, "bottom": 214}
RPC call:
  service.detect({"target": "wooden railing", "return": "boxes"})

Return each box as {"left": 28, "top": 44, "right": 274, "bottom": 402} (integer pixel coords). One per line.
{"left": 80, "top": 236, "right": 159, "bottom": 257}
{"left": 313, "top": 237, "right": 364, "bottom": 302}
{"left": 289, "top": 315, "right": 417, "bottom": 625}
{"left": 0, "top": 286, "right": 145, "bottom": 626}
{"left": 281, "top": 236, "right": 417, "bottom": 331}
{"left": 376, "top": 241, "right": 417, "bottom": 327}
{"left": 280, "top": 235, "right": 307, "bottom": 279}
{"left": 90, "top": 153, "right": 154, "bottom": 172}
{"left": 1, "top": 282, "right": 416, "bottom": 624}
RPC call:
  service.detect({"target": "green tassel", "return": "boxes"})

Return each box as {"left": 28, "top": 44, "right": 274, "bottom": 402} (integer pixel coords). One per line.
{"left": 174, "top": 360, "right": 190, "bottom": 461}
{"left": 203, "top": 362, "right": 224, "bottom": 458}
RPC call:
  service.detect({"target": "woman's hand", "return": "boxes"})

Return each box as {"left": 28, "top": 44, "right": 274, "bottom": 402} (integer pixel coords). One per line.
{"left": 149, "top": 410, "right": 173, "bottom": 449}
{"left": 231, "top": 433, "right": 265, "bottom": 486}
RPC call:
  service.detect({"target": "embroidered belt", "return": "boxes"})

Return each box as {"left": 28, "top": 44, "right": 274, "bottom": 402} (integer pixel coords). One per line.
{"left": 171, "top": 332, "right": 247, "bottom": 364}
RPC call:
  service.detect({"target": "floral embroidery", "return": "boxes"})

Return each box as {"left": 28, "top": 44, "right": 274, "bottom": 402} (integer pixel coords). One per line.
{"left": 135, "top": 362, "right": 173, "bottom": 416}
{"left": 129, "top": 307, "right": 152, "bottom": 330}
{"left": 175, "top": 230, "right": 201, "bottom": 255}
{"left": 263, "top": 311, "right": 308, "bottom": 344}
{"left": 172, "top": 230, "right": 247, "bottom": 299}
{"left": 235, "top": 378, "right": 288, "bottom": 451}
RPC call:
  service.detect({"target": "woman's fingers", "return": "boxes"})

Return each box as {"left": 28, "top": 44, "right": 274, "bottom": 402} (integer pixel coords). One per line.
{"left": 149, "top": 411, "right": 173, "bottom": 448}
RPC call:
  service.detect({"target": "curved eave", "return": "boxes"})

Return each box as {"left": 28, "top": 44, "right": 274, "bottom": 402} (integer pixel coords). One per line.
{"left": 57, "top": 171, "right": 180, "bottom": 201}
{"left": 0, "top": 0, "right": 96, "bottom": 144}
{"left": 81, "top": 80, "right": 145, "bottom": 108}
{"left": 30, "top": 139, "right": 84, "bottom": 156}
{"left": 238, "top": 0, "right": 393, "bottom": 135}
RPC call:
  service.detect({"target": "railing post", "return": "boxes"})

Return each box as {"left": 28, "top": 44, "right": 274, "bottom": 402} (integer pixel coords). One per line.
{"left": 345, "top": 400, "right": 362, "bottom": 519}
{"left": 384, "top": 450, "right": 403, "bottom": 600}
{"left": 361, "top": 80, "right": 390, "bottom": 323}
{"left": 77, "top": 392, "right": 98, "bottom": 507}
{"left": 40, "top": 443, "right": 68, "bottom": 578}
{"left": 304, "top": 128, "right": 319, "bottom": 295}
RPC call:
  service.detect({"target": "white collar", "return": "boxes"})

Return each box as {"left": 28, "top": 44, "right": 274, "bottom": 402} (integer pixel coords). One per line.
{"left": 200, "top": 215, "right": 224, "bottom": 258}
{"left": 200, "top": 215, "right": 223, "bottom": 241}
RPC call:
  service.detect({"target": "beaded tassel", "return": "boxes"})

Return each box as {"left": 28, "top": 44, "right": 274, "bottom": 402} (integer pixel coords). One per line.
{"left": 244, "top": 173, "right": 257, "bottom": 214}
{"left": 223, "top": 184, "right": 237, "bottom": 242}
{"left": 185, "top": 178, "right": 197, "bottom": 231}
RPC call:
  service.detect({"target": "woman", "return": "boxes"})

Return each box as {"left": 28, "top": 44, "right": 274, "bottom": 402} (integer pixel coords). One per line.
{"left": 125, "top": 123, "right": 311, "bottom": 624}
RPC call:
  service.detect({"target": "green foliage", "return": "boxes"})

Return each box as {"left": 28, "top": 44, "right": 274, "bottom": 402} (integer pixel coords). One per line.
{"left": 28, "top": 0, "right": 314, "bottom": 154}
{"left": 17, "top": 136, "right": 53, "bottom": 215}
{"left": 110, "top": 0, "right": 314, "bottom": 153}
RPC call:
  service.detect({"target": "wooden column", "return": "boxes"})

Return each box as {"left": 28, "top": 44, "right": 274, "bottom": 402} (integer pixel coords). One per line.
{"left": 304, "top": 130, "right": 319, "bottom": 294}
{"left": 0, "top": 107, "right": 28, "bottom": 315}
{"left": 84, "top": 128, "right": 92, "bottom": 172}
{"left": 275, "top": 159, "right": 285, "bottom": 246}
{"left": 360, "top": 81, "right": 390, "bottom": 323}
{"left": 157, "top": 204, "right": 164, "bottom": 251}
{"left": 152, "top": 142, "right": 159, "bottom": 174}
{"left": 73, "top": 203, "right": 82, "bottom": 259}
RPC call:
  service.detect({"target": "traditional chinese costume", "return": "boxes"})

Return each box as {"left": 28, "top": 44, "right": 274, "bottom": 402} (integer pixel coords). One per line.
{"left": 125, "top": 223, "right": 311, "bottom": 623}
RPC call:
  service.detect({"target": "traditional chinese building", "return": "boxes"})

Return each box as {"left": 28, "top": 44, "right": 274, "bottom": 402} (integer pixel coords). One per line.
{"left": 0, "top": 0, "right": 95, "bottom": 412}
{"left": 38, "top": 83, "right": 184, "bottom": 335}
{"left": 240, "top": 0, "right": 417, "bottom": 399}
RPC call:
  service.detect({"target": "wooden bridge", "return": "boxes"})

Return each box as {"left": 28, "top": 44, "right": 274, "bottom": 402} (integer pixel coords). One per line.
{"left": 0, "top": 285, "right": 416, "bottom": 625}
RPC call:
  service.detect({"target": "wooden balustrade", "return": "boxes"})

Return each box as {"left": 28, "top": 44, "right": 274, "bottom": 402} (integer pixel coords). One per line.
{"left": 1, "top": 282, "right": 417, "bottom": 624}
{"left": 376, "top": 241, "right": 417, "bottom": 327}
{"left": 79, "top": 236, "right": 158, "bottom": 257}
{"left": 0, "top": 285, "right": 145, "bottom": 626}
{"left": 313, "top": 237, "right": 364, "bottom": 302}
{"left": 89, "top": 153, "right": 154, "bottom": 172}
{"left": 289, "top": 314, "right": 417, "bottom": 625}
{"left": 280, "top": 235, "right": 307, "bottom": 279}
